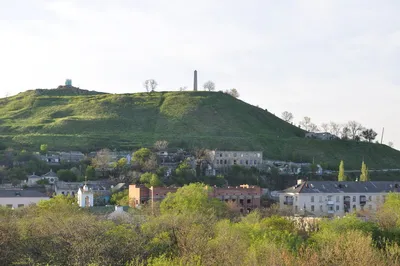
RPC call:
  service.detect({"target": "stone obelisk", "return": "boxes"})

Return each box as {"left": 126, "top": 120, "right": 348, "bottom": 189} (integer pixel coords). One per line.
{"left": 193, "top": 70, "right": 198, "bottom": 91}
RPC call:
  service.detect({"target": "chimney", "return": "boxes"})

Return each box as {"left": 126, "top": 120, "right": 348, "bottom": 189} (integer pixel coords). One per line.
{"left": 193, "top": 70, "right": 198, "bottom": 91}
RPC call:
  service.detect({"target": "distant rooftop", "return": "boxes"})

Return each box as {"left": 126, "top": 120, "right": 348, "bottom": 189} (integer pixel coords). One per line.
{"left": 283, "top": 181, "right": 400, "bottom": 194}
{"left": 0, "top": 189, "right": 48, "bottom": 198}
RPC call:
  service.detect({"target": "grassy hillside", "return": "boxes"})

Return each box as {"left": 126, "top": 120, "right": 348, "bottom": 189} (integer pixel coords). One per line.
{"left": 0, "top": 87, "right": 399, "bottom": 169}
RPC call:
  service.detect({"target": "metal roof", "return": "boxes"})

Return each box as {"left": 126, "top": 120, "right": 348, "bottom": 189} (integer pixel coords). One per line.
{"left": 283, "top": 181, "right": 400, "bottom": 194}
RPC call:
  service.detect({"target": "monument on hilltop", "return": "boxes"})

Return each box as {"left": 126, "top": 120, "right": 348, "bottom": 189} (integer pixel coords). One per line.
{"left": 193, "top": 70, "right": 198, "bottom": 91}
{"left": 65, "top": 79, "right": 72, "bottom": 87}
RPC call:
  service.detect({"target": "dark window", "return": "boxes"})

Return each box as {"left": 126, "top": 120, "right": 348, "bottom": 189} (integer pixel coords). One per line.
{"left": 247, "top": 199, "right": 251, "bottom": 204}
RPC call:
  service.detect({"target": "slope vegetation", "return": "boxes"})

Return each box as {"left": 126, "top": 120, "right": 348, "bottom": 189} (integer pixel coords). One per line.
{"left": 0, "top": 87, "right": 399, "bottom": 169}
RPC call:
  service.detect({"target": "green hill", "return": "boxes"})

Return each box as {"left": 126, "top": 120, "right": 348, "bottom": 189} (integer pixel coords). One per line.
{"left": 0, "top": 87, "right": 399, "bottom": 169}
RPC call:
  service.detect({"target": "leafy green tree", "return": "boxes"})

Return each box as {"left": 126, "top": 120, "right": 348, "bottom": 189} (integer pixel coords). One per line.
{"left": 360, "top": 161, "right": 369, "bottom": 182}
{"left": 40, "top": 144, "right": 48, "bottom": 155}
{"left": 160, "top": 183, "right": 227, "bottom": 217}
{"left": 117, "top": 157, "right": 127, "bottom": 168}
{"left": 57, "top": 169, "right": 77, "bottom": 182}
{"left": 110, "top": 189, "right": 129, "bottom": 206}
{"left": 140, "top": 172, "right": 162, "bottom": 188}
{"left": 85, "top": 165, "right": 96, "bottom": 180}
{"left": 338, "top": 160, "right": 346, "bottom": 181}
{"left": 132, "top": 148, "right": 152, "bottom": 165}
{"left": 173, "top": 159, "right": 196, "bottom": 185}
{"left": 150, "top": 174, "right": 162, "bottom": 187}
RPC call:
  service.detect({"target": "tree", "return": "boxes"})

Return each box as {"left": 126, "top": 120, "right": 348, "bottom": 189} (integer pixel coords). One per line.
{"left": 338, "top": 160, "right": 346, "bottom": 181}
{"left": 150, "top": 174, "right": 162, "bottom": 187}
{"left": 143, "top": 79, "right": 158, "bottom": 92}
{"left": 154, "top": 140, "right": 169, "bottom": 151}
{"left": 57, "top": 169, "right": 77, "bottom": 182}
{"left": 388, "top": 141, "right": 394, "bottom": 148}
{"left": 329, "top": 122, "right": 341, "bottom": 137}
{"left": 203, "top": 81, "right": 215, "bottom": 91}
{"left": 132, "top": 148, "right": 152, "bottom": 165}
{"left": 359, "top": 161, "right": 369, "bottom": 182}
{"left": 341, "top": 126, "right": 350, "bottom": 140}
{"left": 281, "top": 111, "right": 294, "bottom": 123}
{"left": 321, "top": 123, "right": 329, "bottom": 132}
{"left": 92, "top": 149, "right": 111, "bottom": 178}
{"left": 85, "top": 165, "right": 96, "bottom": 180}
{"left": 179, "top": 86, "right": 187, "bottom": 91}
{"left": 139, "top": 172, "right": 162, "bottom": 188}
{"left": 194, "top": 148, "right": 213, "bottom": 177}
{"left": 347, "top": 121, "right": 364, "bottom": 140}
{"left": 40, "top": 144, "right": 48, "bottom": 155}
{"left": 361, "top": 129, "right": 377, "bottom": 142}
{"left": 225, "top": 88, "right": 239, "bottom": 98}
{"left": 300, "top": 116, "right": 318, "bottom": 132}
{"left": 110, "top": 189, "right": 129, "bottom": 206}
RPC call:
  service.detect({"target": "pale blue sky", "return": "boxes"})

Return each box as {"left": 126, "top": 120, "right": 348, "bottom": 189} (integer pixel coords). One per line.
{"left": 0, "top": 0, "right": 399, "bottom": 149}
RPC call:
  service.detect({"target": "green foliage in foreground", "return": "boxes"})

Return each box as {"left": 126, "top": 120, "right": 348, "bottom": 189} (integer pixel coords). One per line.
{"left": 2, "top": 188, "right": 400, "bottom": 265}
{"left": 1, "top": 89, "right": 400, "bottom": 169}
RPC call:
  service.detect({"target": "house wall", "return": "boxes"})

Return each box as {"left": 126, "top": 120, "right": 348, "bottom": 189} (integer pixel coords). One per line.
{"left": 212, "top": 151, "right": 263, "bottom": 169}
{"left": 0, "top": 197, "right": 49, "bottom": 208}
{"left": 279, "top": 192, "right": 387, "bottom": 217}
{"left": 211, "top": 185, "right": 262, "bottom": 212}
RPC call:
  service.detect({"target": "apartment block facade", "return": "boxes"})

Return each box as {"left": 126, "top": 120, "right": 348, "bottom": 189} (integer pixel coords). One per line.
{"left": 129, "top": 184, "right": 262, "bottom": 213}
{"left": 279, "top": 180, "right": 398, "bottom": 217}
{"left": 211, "top": 151, "right": 263, "bottom": 172}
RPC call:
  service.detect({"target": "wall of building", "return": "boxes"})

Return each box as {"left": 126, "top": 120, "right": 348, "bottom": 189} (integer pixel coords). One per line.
{"left": 212, "top": 151, "right": 263, "bottom": 169}
{"left": 280, "top": 192, "right": 386, "bottom": 217}
{"left": 0, "top": 197, "right": 49, "bottom": 208}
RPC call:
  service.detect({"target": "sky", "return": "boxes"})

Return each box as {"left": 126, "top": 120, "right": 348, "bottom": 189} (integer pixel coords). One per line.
{"left": 0, "top": 0, "right": 399, "bottom": 149}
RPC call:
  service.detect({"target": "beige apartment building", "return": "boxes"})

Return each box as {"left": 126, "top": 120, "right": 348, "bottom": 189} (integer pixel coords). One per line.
{"left": 211, "top": 150, "right": 263, "bottom": 172}
{"left": 279, "top": 180, "right": 398, "bottom": 217}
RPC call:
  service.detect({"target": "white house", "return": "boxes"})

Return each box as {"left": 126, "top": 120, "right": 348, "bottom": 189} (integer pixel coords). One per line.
{"left": 41, "top": 169, "right": 59, "bottom": 184}
{"left": 279, "top": 180, "right": 399, "bottom": 217}
{"left": 27, "top": 173, "right": 43, "bottom": 186}
{"left": 0, "top": 189, "right": 49, "bottom": 208}
{"left": 77, "top": 184, "right": 94, "bottom": 208}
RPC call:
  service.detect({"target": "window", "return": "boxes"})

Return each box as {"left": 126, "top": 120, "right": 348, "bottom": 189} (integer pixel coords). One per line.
{"left": 327, "top": 195, "right": 332, "bottom": 201}
{"left": 319, "top": 196, "right": 322, "bottom": 202}
{"left": 247, "top": 199, "right": 251, "bottom": 204}
{"left": 233, "top": 153, "right": 237, "bottom": 157}
{"left": 311, "top": 196, "right": 314, "bottom": 202}
{"left": 219, "top": 153, "right": 222, "bottom": 157}
{"left": 353, "top": 205, "right": 356, "bottom": 210}
{"left": 336, "top": 205, "right": 339, "bottom": 211}
{"left": 352, "top": 196, "right": 356, "bottom": 202}
{"left": 233, "top": 160, "right": 237, "bottom": 164}
{"left": 216, "top": 160, "right": 219, "bottom": 164}
{"left": 254, "top": 160, "right": 257, "bottom": 164}
{"left": 320, "top": 205, "right": 323, "bottom": 212}
{"left": 18, "top": 204, "right": 24, "bottom": 208}
{"left": 240, "top": 160, "right": 243, "bottom": 164}
{"left": 220, "top": 160, "right": 223, "bottom": 164}
{"left": 311, "top": 205, "right": 315, "bottom": 211}
{"left": 295, "top": 196, "right": 298, "bottom": 202}
{"left": 336, "top": 196, "right": 340, "bottom": 202}
{"left": 224, "top": 160, "right": 227, "bottom": 164}
{"left": 245, "top": 160, "right": 248, "bottom": 165}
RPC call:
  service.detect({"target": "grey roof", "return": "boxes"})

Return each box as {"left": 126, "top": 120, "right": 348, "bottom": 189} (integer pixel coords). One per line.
{"left": 0, "top": 190, "right": 49, "bottom": 198}
{"left": 42, "top": 170, "right": 57, "bottom": 177}
{"left": 283, "top": 181, "right": 400, "bottom": 194}
{"left": 27, "top": 174, "right": 42, "bottom": 179}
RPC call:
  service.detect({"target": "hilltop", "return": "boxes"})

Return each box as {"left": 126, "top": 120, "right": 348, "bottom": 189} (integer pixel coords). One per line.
{"left": 0, "top": 87, "right": 399, "bottom": 169}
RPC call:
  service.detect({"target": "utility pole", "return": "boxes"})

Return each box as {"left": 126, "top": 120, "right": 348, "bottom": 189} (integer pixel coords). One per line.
{"left": 381, "top": 127, "right": 385, "bottom": 144}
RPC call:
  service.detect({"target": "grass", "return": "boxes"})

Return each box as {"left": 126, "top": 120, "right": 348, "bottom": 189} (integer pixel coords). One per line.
{"left": 0, "top": 87, "right": 399, "bottom": 169}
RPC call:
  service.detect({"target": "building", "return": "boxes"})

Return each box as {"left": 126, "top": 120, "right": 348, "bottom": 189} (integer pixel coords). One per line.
{"left": 305, "top": 132, "right": 338, "bottom": 140}
{"left": 39, "top": 154, "right": 61, "bottom": 165}
{"left": 129, "top": 185, "right": 178, "bottom": 207}
{"left": 55, "top": 181, "right": 112, "bottom": 205}
{"left": 41, "top": 169, "right": 58, "bottom": 184}
{"left": 279, "top": 180, "right": 400, "bottom": 217}
{"left": 59, "top": 151, "right": 85, "bottom": 163}
{"left": 77, "top": 184, "right": 94, "bottom": 207}
{"left": 212, "top": 150, "right": 263, "bottom": 172}
{"left": 27, "top": 173, "right": 43, "bottom": 186}
{"left": 129, "top": 184, "right": 262, "bottom": 213}
{"left": 0, "top": 189, "right": 49, "bottom": 208}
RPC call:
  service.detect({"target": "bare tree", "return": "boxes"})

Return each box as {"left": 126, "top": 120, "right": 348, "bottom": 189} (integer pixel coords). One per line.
{"left": 321, "top": 123, "right": 329, "bottom": 132}
{"left": 203, "top": 81, "right": 215, "bottom": 91}
{"left": 225, "top": 88, "right": 239, "bottom": 98}
{"left": 143, "top": 79, "right": 158, "bottom": 93}
{"left": 154, "top": 140, "right": 169, "bottom": 151}
{"left": 347, "top": 121, "right": 364, "bottom": 140}
{"left": 281, "top": 111, "right": 294, "bottom": 123}
{"left": 300, "top": 116, "right": 318, "bottom": 132}
{"left": 194, "top": 148, "right": 213, "bottom": 177}
{"left": 388, "top": 141, "right": 394, "bottom": 148}
{"left": 179, "top": 86, "right": 187, "bottom": 91}
{"left": 92, "top": 148, "right": 111, "bottom": 178}
{"left": 341, "top": 126, "right": 350, "bottom": 140}
{"left": 329, "top": 122, "right": 341, "bottom": 137}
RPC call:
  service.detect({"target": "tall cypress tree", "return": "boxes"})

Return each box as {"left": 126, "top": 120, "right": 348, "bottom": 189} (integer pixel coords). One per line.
{"left": 338, "top": 160, "right": 346, "bottom": 181}
{"left": 360, "top": 161, "right": 369, "bottom": 182}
